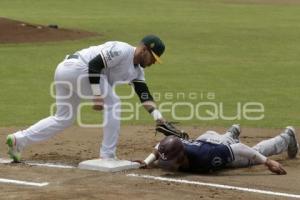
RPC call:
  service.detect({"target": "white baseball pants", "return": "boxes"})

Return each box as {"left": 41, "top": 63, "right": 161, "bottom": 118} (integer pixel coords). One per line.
{"left": 13, "top": 58, "right": 120, "bottom": 159}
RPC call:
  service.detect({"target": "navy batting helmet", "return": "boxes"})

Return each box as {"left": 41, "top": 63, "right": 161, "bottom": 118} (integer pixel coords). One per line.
{"left": 157, "top": 136, "right": 185, "bottom": 170}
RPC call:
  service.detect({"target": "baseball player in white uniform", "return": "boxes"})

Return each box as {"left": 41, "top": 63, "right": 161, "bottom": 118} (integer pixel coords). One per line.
{"left": 7, "top": 35, "right": 166, "bottom": 162}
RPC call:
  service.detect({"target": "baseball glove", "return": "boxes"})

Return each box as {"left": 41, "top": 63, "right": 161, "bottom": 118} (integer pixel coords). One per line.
{"left": 156, "top": 121, "right": 190, "bottom": 140}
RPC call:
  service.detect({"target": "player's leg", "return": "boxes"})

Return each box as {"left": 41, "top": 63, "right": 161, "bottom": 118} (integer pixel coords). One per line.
{"left": 196, "top": 130, "right": 222, "bottom": 143}
{"left": 222, "top": 124, "right": 240, "bottom": 144}
{"left": 99, "top": 77, "right": 121, "bottom": 159}
{"left": 196, "top": 124, "right": 240, "bottom": 145}
{"left": 229, "top": 126, "right": 299, "bottom": 168}
{"left": 12, "top": 90, "right": 79, "bottom": 146}
{"left": 252, "top": 126, "right": 299, "bottom": 158}
{"left": 7, "top": 61, "right": 82, "bottom": 161}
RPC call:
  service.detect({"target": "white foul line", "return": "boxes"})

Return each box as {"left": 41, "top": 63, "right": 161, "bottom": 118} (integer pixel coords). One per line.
{"left": 127, "top": 173, "right": 300, "bottom": 199}
{"left": 0, "top": 178, "right": 48, "bottom": 187}
{"left": 0, "top": 158, "right": 75, "bottom": 169}
{"left": 26, "top": 162, "right": 75, "bottom": 169}
{"left": 0, "top": 158, "right": 74, "bottom": 187}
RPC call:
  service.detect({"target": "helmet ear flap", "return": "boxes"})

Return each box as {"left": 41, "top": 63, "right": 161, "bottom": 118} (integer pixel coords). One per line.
{"left": 158, "top": 136, "right": 184, "bottom": 161}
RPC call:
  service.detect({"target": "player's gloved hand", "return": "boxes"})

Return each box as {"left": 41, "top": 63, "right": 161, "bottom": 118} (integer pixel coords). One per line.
{"left": 155, "top": 121, "right": 190, "bottom": 140}
{"left": 265, "top": 158, "right": 287, "bottom": 175}
{"left": 92, "top": 95, "right": 104, "bottom": 111}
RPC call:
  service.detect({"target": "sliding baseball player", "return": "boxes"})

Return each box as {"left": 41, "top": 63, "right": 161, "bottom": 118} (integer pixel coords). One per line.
{"left": 138, "top": 125, "right": 299, "bottom": 174}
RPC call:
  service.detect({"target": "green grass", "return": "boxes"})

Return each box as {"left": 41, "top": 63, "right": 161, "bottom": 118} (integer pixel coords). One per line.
{"left": 0, "top": 0, "right": 300, "bottom": 128}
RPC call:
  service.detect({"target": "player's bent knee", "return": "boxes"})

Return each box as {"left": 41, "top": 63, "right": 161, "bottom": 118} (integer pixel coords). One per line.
{"left": 53, "top": 116, "right": 75, "bottom": 128}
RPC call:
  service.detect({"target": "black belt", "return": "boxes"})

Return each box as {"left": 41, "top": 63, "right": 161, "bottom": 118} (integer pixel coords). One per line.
{"left": 67, "top": 54, "right": 79, "bottom": 59}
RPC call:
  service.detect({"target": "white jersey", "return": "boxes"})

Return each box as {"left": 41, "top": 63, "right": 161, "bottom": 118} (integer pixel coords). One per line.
{"left": 75, "top": 41, "right": 145, "bottom": 85}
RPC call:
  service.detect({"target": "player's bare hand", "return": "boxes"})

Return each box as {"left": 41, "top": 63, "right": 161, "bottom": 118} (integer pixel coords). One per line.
{"left": 156, "top": 118, "right": 166, "bottom": 125}
{"left": 132, "top": 160, "right": 147, "bottom": 169}
{"left": 92, "top": 96, "right": 104, "bottom": 111}
{"left": 265, "top": 159, "right": 287, "bottom": 175}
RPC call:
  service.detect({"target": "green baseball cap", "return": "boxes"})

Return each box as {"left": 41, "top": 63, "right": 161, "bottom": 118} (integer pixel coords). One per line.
{"left": 141, "top": 34, "right": 165, "bottom": 63}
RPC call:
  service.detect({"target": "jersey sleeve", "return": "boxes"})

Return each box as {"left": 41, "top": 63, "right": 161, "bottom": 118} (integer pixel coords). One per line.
{"left": 136, "top": 66, "right": 145, "bottom": 81}
{"left": 99, "top": 42, "right": 130, "bottom": 68}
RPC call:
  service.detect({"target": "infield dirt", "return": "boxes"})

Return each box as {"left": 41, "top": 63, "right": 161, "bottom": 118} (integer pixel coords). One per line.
{"left": 0, "top": 125, "right": 299, "bottom": 200}
{"left": 0, "top": 17, "right": 99, "bottom": 43}
{"left": 0, "top": 12, "right": 299, "bottom": 200}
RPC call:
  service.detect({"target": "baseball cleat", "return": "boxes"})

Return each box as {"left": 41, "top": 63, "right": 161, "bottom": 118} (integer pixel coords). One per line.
{"left": 285, "top": 126, "right": 299, "bottom": 158}
{"left": 226, "top": 124, "right": 241, "bottom": 142}
{"left": 6, "top": 134, "right": 22, "bottom": 162}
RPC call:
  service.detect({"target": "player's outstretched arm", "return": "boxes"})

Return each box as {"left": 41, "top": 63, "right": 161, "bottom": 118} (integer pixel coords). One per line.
{"left": 231, "top": 143, "right": 287, "bottom": 175}
{"left": 265, "top": 158, "right": 287, "bottom": 175}
{"left": 142, "top": 100, "right": 166, "bottom": 123}
{"left": 131, "top": 80, "right": 165, "bottom": 122}
{"left": 135, "top": 150, "right": 159, "bottom": 169}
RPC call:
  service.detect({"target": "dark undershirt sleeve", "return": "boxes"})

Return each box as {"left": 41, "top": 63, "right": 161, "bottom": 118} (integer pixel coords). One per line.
{"left": 88, "top": 54, "right": 105, "bottom": 84}
{"left": 88, "top": 54, "right": 106, "bottom": 95}
{"left": 131, "top": 80, "right": 154, "bottom": 104}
